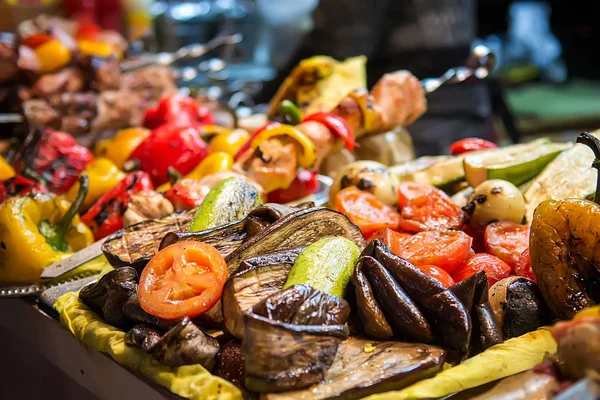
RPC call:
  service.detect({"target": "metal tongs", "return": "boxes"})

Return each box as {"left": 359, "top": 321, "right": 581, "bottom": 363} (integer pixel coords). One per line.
{"left": 120, "top": 33, "right": 243, "bottom": 73}
{"left": 420, "top": 45, "right": 496, "bottom": 95}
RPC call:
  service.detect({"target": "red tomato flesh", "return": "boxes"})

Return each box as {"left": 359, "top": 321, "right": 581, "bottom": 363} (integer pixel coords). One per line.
{"left": 449, "top": 137, "right": 497, "bottom": 155}
{"left": 398, "top": 190, "right": 465, "bottom": 232}
{"left": 452, "top": 253, "right": 511, "bottom": 287}
{"left": 415, "top": 265, "right": 456, "bottom": 288}
{"left": 397, "top": 182, "right": 436, "bottom": 208}
{"left": 515, "top": 248, "right": 536, "bottom": 282}
{"left": 138, "top": 241, "right": 228, "bottom": 320}
{"left": 484, "top": 221, "right": 530, "bottom": 269}
{"left": 335, "top": 187, "right": 401, "bottom": 238}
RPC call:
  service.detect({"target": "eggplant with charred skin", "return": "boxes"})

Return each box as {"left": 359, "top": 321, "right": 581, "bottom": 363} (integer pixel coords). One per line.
{"left": 126, "top": 324, "right": 162, "bottom": 352}
{"left": 79, "top": 267, "right": 138, "bottom": 329}
{"left": 243, "top": 284, "right": 350, "bottom": 393}
{"left": 530, "top": 132, "right": 600, "bottom": 319}
{"left": 222, "top": 249, "right": 301, "bottom": 339}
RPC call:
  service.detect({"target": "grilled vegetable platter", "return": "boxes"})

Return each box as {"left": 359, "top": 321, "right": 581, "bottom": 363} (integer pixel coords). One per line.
{"left": 2, "top": 15, "right": 600, "bottom": 400}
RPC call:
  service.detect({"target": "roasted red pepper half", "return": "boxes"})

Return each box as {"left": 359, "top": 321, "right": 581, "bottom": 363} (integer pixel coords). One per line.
{"left": 129, "top": 123, "right": 210, "bottom": 186}
{"left": 143, "top": 94, "right": 215, "bottom": 130}
{"left": 17, "top": 129, "right": 94, "bottom": 194}
{"left": 0, "top": 175, "right": 48, "bottom": 204}
{"left": 449, "top": 138, "right": 497, "bottom": 156}
{"left": 81, "top": 171, "right": 153, "bottom": 240}
{"left": 267, "top": 169, "right": 319, "bottom": 203}
{"left": 233, "top": 122, "right": 282, "bottom": 161}
{"left": 302, "top": 112, "right": 356, "bottom": 152}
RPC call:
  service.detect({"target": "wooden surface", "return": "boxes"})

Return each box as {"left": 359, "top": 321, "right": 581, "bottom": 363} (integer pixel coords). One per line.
{"left": 0, "top": 299, "right": 177, "bottom": 400}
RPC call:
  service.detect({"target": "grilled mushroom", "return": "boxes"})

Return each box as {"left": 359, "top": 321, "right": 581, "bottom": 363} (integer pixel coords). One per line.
{"left": 243, "top": 284, "right": 350, "bottom": 393}
{"left": 125, "top": 324, "right": 162, "bottom": 352}
{"left": 79, "top": 267, "right": 138, "bottom": 329}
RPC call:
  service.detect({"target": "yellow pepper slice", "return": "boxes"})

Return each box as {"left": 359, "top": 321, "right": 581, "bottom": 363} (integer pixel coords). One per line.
{"left": 65, "top": 158, "right": 126, "bottom": 211}
{"left": 78, "top": 39, "right": 117, "bottom": 59}
{"left": 0, "top": 155, "right": 15, "bottom": 180}
{"left": 209, "top": 129, "right": 250, "bottom": 157}
{"left": 0, "top": 194, "right": 93, "bottom": 284}
{"left": 249, "top": 125, "right": 317, "bottom": 169}
{"left": 95, "top": 127, "right": 151, "bottom": 169}
{"left": 348, "top": 88, "right": 380, "bottom": 134}
{"left": 35, "top": 39, "right": 72, "bottom": 73}
{"left": 158, "top": 152, "right": 234, "bottom": 191}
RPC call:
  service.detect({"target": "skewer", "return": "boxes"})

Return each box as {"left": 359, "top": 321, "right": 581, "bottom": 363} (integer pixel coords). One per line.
{"left": 0, "top": 113, "right": 24, "bottom": 124}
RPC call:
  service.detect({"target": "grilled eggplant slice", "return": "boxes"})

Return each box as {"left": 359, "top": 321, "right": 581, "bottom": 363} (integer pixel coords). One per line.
{"left": 79, "top": 267, "right": 138, "bottom": 329}
{"left": 226, "top": 207, "right": 366, "bottom": 275}
{"left": 243, "top": 285, "right": 350, "bottom": 393}
{"left": 122, "top": 294, "right": 174, "bottom": 330}
{"left": 222, "top": 249, "right": 301, "bottom": 339}
{"left": 264, "top": 338, "right": 446, "bottom": 400}
{"left": 149, "top": 317, "right": 220, "bottom": 370}
{"left": 102, "top": 209, "right": 194, "bottom": 270}
{"left": 125, "top": 324, "right": 162, "bottom": 352}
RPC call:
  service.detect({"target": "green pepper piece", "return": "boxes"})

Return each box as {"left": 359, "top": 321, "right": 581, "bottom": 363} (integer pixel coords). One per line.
{"left": 39, "top": 174, "right": 89, "bottom": 252}
{"left": 278, "top": 100, "right": 302, "bottom": 125}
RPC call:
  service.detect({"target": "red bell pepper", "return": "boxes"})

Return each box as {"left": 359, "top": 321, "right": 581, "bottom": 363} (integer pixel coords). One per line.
{"left": 81, "top": 171, "right": 153, "bottom": 240}
{"left": 302, "top": 112, "right": 356, "bottom": 152}
{"left": 17, "top": 129, "right": 94, "bottom": 194}
{"left": 233, "top": 122, "right": 282, "bottom": 161}
{"left": 143, "top": 94, "right": 214, "bottom": 130}
{"left": 164, "top": 178, "right": 206, "bottom": 211}
{"left": 267, "top": 170, "right": 319, "bottom": 203}
{"left": 75, "top": 22, "right": 101, "bottom": 40}
{"left": 0, "top": 175, "right": 48, "bottom": 204}
{"left": 449, "top": 138, "right": 497, "bottom": 155}
{"left": 129, "top": 123, "right": 210, "bottom": 186}
{"left": 21, "top": 34, "right": 54, "bottom": 49}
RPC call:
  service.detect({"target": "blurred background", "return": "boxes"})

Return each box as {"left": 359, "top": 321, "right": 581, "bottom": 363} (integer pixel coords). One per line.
{"left": 1, "top": 0, "right": 599, "bottom": 150}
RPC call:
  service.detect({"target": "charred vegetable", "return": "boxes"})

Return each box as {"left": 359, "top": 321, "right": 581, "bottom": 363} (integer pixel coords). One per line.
{"left": 150, "top": 317, "right": 220, "bottom": 370}
{"left": 188, "top": 177, "right": 263, "bottom": 232}
{"left": 79, "top": 267, "right": 138, "bottom": 329}
{"left": 530, "top": 132, "right": 600, "bottom": 319}
{"left": 329, "top": 161, "right": 399, "bottom": 206}
{"left": 243, "top": 284, "right": 350, "bottom": 393}
{"left": 226, "top": 207, "right": 365, "bottom": 275}
{"left": 102, "top": 209, "right": 194, "bottom": 270}
{"left": 463, "top": 179, "right": 525, "bottom": 227}
{"left": 122, "top": 294, "right": 173, "bottom": 330}
{"left": 263, "top": 338, "right": 446, "bottom": 400}
{"left": 489, "top": 277, "right": 552, "bottom": 339}
{"left": 125, "top": 324, "right": 162, "bottom": 352}
{"left": 283, "top": 236, "right": 360, "bottom": 298}
{"left": 222, "top": 249, "right": 301, "bottom": 339}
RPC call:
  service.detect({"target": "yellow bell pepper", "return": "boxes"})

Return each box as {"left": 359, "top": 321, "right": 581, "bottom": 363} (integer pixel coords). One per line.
{"left": 249, "top": 125, "right": 317, "bottom": 169}
{"left": 95, "top": 127, "right": 151, "bottom": 169}
{"left": 209, "top": 129, "right": 250, "bottom": 156}
{"left": 35, "top": 39, "right": 72, "bottom": 73}
{"left": 0, "top": 188, "right": 93, "bottom": 284}
{"left": 65, "top": 158, "right": 126, "bottom": 211}
{"left": 158, "top": 152, "right": 234, "bottom": 191}
{"left": 78, "top": 39, "right": 119, "bottom": 59}
{"left": 0, "top": 156, "right": 15, "bottom": 180}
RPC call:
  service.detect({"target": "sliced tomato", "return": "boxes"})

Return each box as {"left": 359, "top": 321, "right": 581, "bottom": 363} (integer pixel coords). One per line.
{"left": 335, "top": 187, "right": 401, "bottom": 238}
{"left": 398, "top": 190, "right": 465, "bottom": 232}
{"left": 397, "top": 182, "right": 436, "bottom": 208}
{"left": 138, "top": 241, "right": 228, "bottom": 320}
{"left": 484, "top": 221, "right": 530, "bottom": 269}
{"left": 452, "top": 253, "right": 511, "bottom": 287}
{"left": 387, "top": 230, "right": 472, "bottom": 273}
{"left": 415, "top": 265, "right": 455, "bottom": 288}
{"left": 449, "top": 137, "right": 497, "bottom": 155}
{"left": 515, "top": 248, "right": 536, "bottom": 282}
{"left": 22, "top": 33, "right": 53, "bottom": 49}
{"left": 462, "top": 223, "right": 486, "bottom": 253}
{"left": 369, "top": 228, "right": 413, "bottom": 256}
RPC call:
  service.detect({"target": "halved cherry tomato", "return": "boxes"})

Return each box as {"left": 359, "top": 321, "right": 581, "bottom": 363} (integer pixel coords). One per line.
{"left": 22, "top": 33, "right": 53, "bottom": 49}
{"left": 449, "top": 138, "right": 497, "bottom": 155}
{"left": 484, "top": 221, "right": 529, "bottom": 269}
{"left": 515, "top": 248, "right": 535, "bottom": 282}
{"left": 416, "top": 265, "right": 455, "bottom": 288}
{"left": 386, "top": 230, "right": 472, "bottom": 273}
{"left": 461, "top": 223, "right": 486, "bottom": 253}
{"left": 452, "top": 253, "right": 511, "bottom": 287}
{"left": 369, "top": 228, "right": 412, "bottom": 256}
{"left": 397, "top": 182, "right": 436, "bottom": 208}
{"left": 335, "top": 187, "right": 400, "bottom": 238}
{"left": 138, "top": 241, "right": 228, "bottom": 320}
{"left": 398, "top": 190, "right": 465, "bottom": 232}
